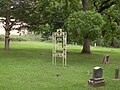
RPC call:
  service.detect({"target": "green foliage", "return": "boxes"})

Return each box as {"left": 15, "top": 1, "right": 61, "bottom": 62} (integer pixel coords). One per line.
{"left": 101, "top": 21, "right": 120, "bottom": 47}
{"left": 12, "top": 0, "right": 32, "bottom": 22}
{"left": 47, "top": 0, "right": 82, "bottom": 31}
{"left": 65, "top": 11, "right": 104, "bottom": 43}
{"left": 91, "top": 0, "right": 118, "bottom": 13}
{"left": 0, "top": 0, "right": 11, "bottom": 16}
{"left": 92, "top": 23, "right": 120, "bottom": 47}
{"left": 26, "top": 0, "right": 51, "bottom": 30}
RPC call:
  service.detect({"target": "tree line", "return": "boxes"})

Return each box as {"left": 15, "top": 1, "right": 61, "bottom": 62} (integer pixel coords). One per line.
{"left": 0, "top": 0, "right": 120, "bottom": 54}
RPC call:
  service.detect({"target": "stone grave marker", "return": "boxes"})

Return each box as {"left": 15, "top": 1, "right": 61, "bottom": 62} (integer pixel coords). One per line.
{"left": 102, "top": 55, "right": 109, "bottom": 64}
{"left": 114, "top": 68, "right": 119, "bottom": 80}
{"left": 88, "top": 66, "right": 105, "bottom": 87}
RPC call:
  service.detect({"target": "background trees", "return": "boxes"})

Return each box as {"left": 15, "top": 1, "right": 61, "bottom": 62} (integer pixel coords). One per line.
{"left": 92, "top": 0, "right": 120, "bottom": 47}
{"left": 0, "top": 0, "right": 120, "bottom": 51}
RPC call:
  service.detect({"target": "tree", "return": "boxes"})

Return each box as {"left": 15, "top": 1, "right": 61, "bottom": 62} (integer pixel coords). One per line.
{"left": 102, "top": 22, "right": 120, "bottom": 47}
{"left": 0, "top": 0, "right": 14, "bottom": 49}
{"left": 65, "top": 11, "right": 104, "bottom": 54}
{"left": 82, "top": 0, "right": 89, "bottom": 11}
{"left": 96, "top": 0, "right": 120, "bottom": 47}
{"left": 87, "top": 0, "right": 120, "bottom": 48}
{"left": 0, "top": 0, "right": 31, "bottom": 49}
{"left": 92, "top": 0, "right": 117, "bottom": 13}
{"left": 101, "top": 7, "right": 120, "bottom": 47}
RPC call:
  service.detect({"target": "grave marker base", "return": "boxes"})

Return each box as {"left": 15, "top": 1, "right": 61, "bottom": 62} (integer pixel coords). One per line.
{"left": 88, "top": 78, "right": 105, "bottom": 87}
{"left": 113, "top": 78, "right": 120, "bottom": 80}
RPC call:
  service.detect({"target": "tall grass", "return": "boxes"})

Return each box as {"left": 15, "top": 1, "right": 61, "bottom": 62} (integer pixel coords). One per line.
{"left": 0, "top": 41, "right": 120, "bottom": 90}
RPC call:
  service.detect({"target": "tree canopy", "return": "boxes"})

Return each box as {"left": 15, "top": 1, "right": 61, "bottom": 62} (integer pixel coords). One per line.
{"left": 0, "top": 0, "right": 120, "bottom": 50}
{"left": 65, "top": 11, "right": 104, "bottom": 53}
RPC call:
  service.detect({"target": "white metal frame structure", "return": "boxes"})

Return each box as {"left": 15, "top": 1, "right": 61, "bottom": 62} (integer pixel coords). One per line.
{"left": 52, "top": 29, "right": 67, "bottom": 66}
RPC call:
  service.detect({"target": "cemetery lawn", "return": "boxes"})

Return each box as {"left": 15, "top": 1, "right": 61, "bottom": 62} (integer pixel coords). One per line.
{"left": 0, "top": 41, "right": 120, "bottom": 90}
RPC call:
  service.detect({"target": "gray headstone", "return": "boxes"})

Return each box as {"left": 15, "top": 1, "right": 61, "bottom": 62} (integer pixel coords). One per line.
{"left": 88, "top": 66, "right": 105, "bottom": 87}
{"left": 115, "top": 68, "right": 119, "bottom": 79}
{"left": 93, "top": 66, "right": 103, "bottom": 79}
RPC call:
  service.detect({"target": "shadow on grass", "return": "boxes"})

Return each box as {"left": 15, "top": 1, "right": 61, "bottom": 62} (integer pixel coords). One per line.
{"left": 0, "top": 47, "right": 119, "bottom": 67}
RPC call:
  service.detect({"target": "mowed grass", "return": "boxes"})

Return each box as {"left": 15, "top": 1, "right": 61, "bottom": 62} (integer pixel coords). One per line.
{"left": 0, "top": 41, "right": 120, "bottom": 90}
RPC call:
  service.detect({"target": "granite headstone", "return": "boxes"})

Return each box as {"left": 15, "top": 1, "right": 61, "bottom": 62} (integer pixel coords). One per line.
{"left": 88, "top": 66, "right": 105, "bottom": 87}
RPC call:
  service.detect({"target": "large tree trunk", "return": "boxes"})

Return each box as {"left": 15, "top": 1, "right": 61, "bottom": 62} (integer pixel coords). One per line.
{"left": 81, "top": 38, "right": 91, "bottom": 54}
{"left": 81, "top": 0, "right": 90, "bottom": 54}
{"left": 4, "top": 11, "right": 12, "bottom": 50}
{"left": 82, "top": 0, "right": 89, "bottom": 11}
{"left": 4, "top": 30, "right": 10, "bottom": 50}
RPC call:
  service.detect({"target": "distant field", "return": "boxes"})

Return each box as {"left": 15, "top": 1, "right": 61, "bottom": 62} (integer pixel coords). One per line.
{"left": 0, "top": 41, "right": 120, "bottom": 90}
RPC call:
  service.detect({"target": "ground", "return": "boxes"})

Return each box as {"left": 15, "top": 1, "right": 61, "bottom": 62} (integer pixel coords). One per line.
{"left": 0, "top": 41, "right": 120, "bottom": 90}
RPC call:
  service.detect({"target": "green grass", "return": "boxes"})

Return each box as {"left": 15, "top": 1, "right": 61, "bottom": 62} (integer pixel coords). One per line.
{"left": 0, "top": 41, "right": 120, "bottom": 90}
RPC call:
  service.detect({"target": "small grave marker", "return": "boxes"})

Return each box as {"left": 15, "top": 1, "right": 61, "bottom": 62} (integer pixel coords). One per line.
{"left": 56, "top": 73, "right": 61, "bottom": 78}
{"left": 88, "top": 66, "right": 105, "bottom": 87}
{"left": 102, "top": 55, "right": 109, "bottom": 64}
{"left": 114, "top": 68, "right": 119, "bottom": 80}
